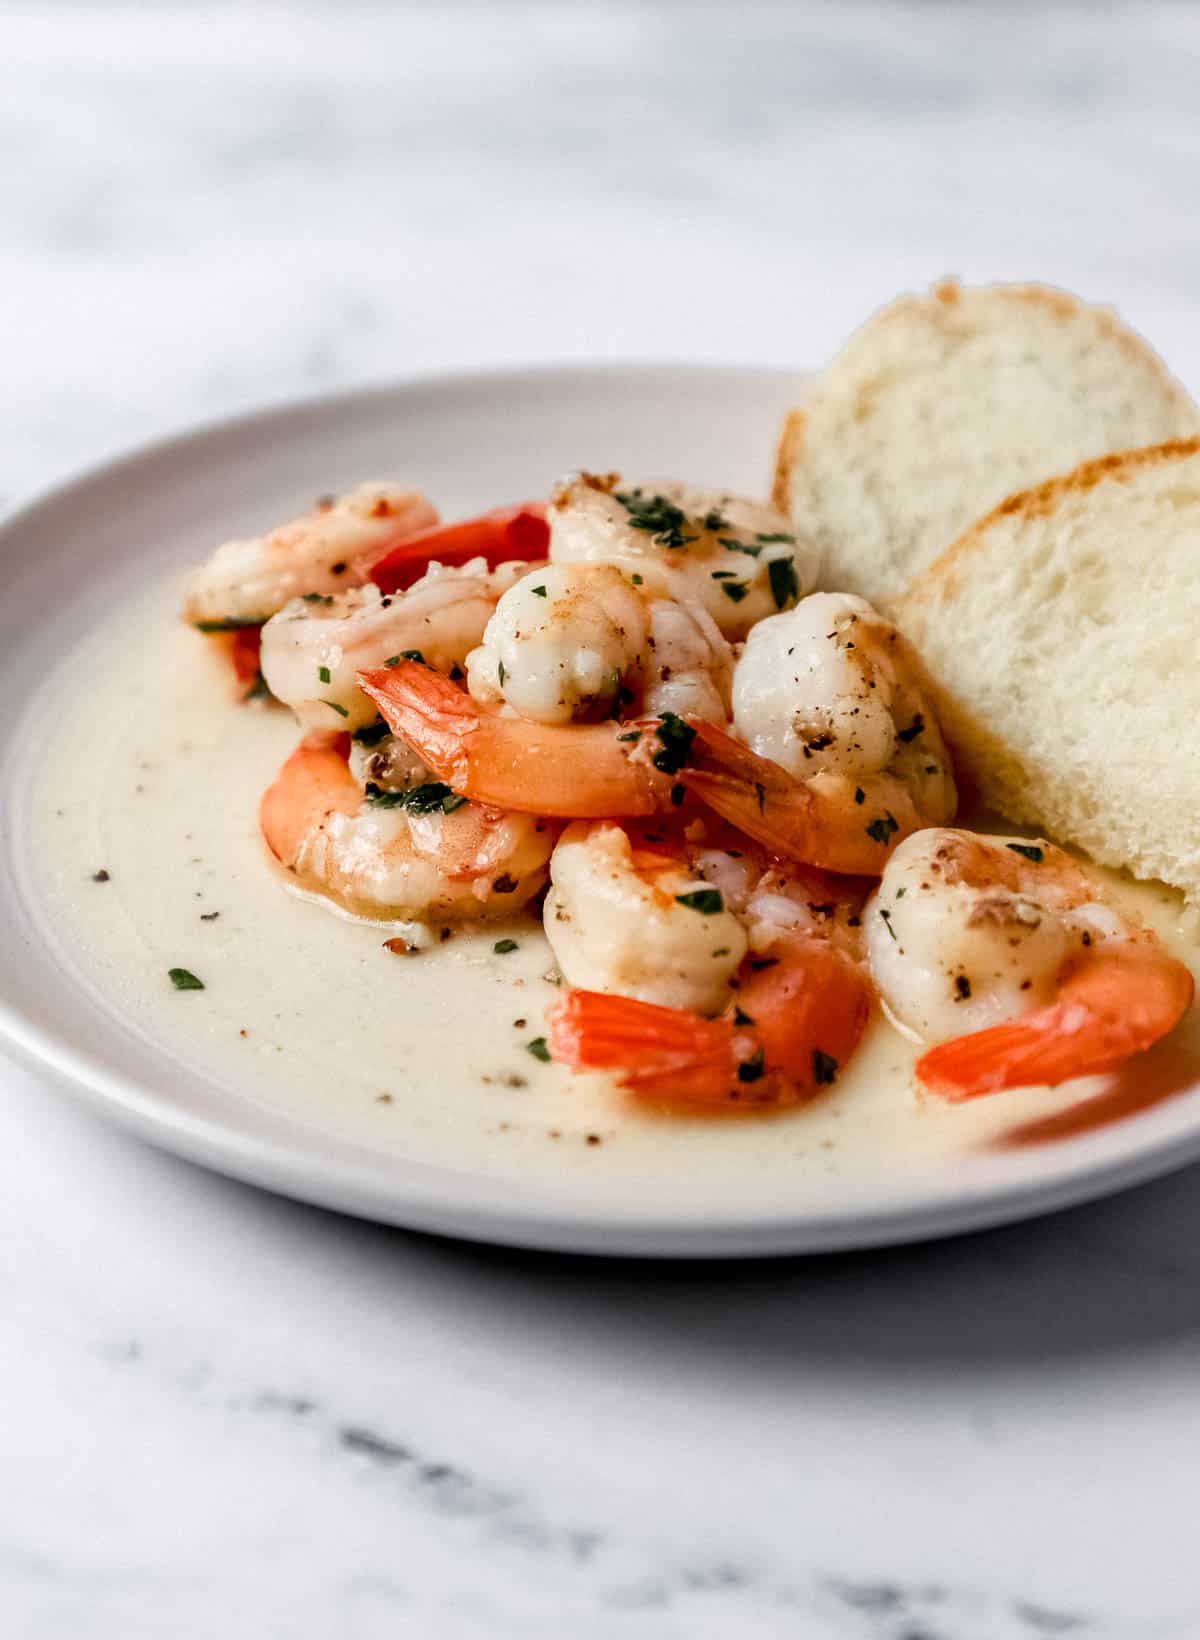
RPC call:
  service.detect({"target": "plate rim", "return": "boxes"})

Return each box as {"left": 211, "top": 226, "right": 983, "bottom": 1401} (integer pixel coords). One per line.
{"left": 4, "top": 360, "right": 1200, "bottom": 1258}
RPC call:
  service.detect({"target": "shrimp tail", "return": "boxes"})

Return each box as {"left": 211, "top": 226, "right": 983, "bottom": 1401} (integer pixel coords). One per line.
{"left": 548, "top": 990, "right": 738, "bottom": 1105}
{"left": 679, "top": 720, "right": 908, "bottom": 875}
{"left": 358, "top": 661, "right": 478, "bottom": 785}
{"left": 917, "top": 942, "right": 1195, "bottom": 1101}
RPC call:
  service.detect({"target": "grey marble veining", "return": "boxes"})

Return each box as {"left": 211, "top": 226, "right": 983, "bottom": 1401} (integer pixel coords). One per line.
{"left": 5, "top": 4, "right": 1200, "bottom": 1636}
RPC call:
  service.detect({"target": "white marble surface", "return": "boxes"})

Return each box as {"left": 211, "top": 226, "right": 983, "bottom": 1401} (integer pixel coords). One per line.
{"left": 5, "top": 3, "right": 1200, "bottom": 1635}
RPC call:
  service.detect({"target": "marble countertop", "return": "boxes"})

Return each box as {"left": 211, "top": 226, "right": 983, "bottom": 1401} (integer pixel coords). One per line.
{"left": 5, "top": 4, "right": 1200, "bottom": 1635}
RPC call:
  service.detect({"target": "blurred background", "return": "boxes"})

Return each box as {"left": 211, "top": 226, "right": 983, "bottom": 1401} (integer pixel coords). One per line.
{"left": 6, "top": 0, "right": 1200, "bottom": 501}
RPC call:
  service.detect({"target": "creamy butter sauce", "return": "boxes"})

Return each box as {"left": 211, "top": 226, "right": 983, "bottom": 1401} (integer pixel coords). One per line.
{"left": 18, "top": 575, "right": 1200, "bottom": 1210}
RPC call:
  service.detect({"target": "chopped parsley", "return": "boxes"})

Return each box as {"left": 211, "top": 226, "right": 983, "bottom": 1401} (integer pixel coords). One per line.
{"left": 631, "top": 572, "right": 644, "bottom": 586}
{"left": 318, "top": 665, "right": 331, "bottom": 684}
{"left": 674, "top": 888, "right": 724, "bottom": 915}
{"left": 812, "top": 1049, "right": 839, "bottom": 1086}
{"left": 878, "top": 907, "right": 897, "bottom": 941}
{"left": 493, "top": 938, "right": 519, "bottom": 955}
{"left": 615, "top": 489, "right": 695, "bottom": 549}
{"left": 701, "top": 506, "right": 729, "bottom": 531}
{"left": 365, "top": 781, "right": 467, "bottom": 814}
{"left": 168, "top": 967, "right": 205, "bottom": 991}
{"left": 194, "top": 616, "right": 265, "bottom": 633}
{"left": 352, "top": 717, "right": 391, "bottom": 747}
{"left": 383, "top": 655, "right": 403, "bottom": 668}
{"left": 398, "top": 649, "right": 427, "bottom": 665}
{"left": 719, "top": 581, "right": 749, "bottom": 603}
{"left": 498, "top": 660, "right": 507, "bottom": 687}
{"left": 767, "top": 556, "right": 799, "bottom": 609}
{"left": 736, "top": 1050, "right": 765, "bottom": 1084}
{"left": 1007, "top": 843, "right": 1044, "bottom": 863}
{"left": 651, "top": 711, "right": 696, "bottom": 774}
{"left": 531, "top": 585, "right": 547, "bottom": 598}
{"left": 719, "top": 537, "right": 761, "bottom": 557}
{"left": 865, "top": 812, "right": 900, "bottom": 845}
{"left": 526, "top": 1036, "right": 551, "bottom": 1062}
{"left": 756, "top": 531, "right": 797, "bottom": 545}
{"left": 322, "top": 699, "right": 349, "bottom": 718}
{"left": 896, "top": 713, "right": 925, "bottom": 743}
{"left": 616, "top": 729, "right": 642, "bottom": 744}
{"left": 301, "top": 592, "right": 334, "bottom": 605}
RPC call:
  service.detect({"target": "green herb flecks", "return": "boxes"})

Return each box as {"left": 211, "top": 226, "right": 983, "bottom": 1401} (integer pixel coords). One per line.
{"left": 526, "top": 1036, "right": 551, "bottom": 1062}
{"left": 365, "top": 781, "right": 467, "bottom": 814}
{"left": 1007, "top": 843, "right": 1044, "bottom": 863}
{"left": 615, "top": 489, "right": 696, "bottom": 550}
{"left": 719, "top": 581, "right": 749, "bottom": 603}
{"left": 719, "top": 537, "right": 761, "bottom": 557}
{"left": 651, "top": 711, "right": 696, "bottom": 774}
{"left": 674, "top": 888, "right": 724, "bottom": 915}
{"left": 322, "top": 699, "right": 350, "bottom": 718}
{"left": 865, "top": 812, "right": 899, "bottom": 846}
{"left": 767, "top": 556, "right": 799, "bottom": 609}
{"left": 531, "top": 585, "right": 548, "bottom": 598}
{"left": 318, "top": 665, "right": 331, "bottom": 684}
{"left": 755, "top": 531, "right": 797, "bottom": 545}
{"left": 493, "top": 938, "right": 519, "bottom": 955}
{"left": 193, "top": 616, "right": 265, "bottom": 633}
{"left": 617, "top": 730, "right": 642, "bottom": 744}
{"left": 812, "top": 1049, "right": 839, "bottom": 1086}
{"left": 168, "top": 967, "right": 205, "bottom": 991}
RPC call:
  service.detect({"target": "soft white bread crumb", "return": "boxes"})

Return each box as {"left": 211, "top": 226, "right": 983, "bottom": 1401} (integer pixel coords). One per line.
{"left": 774, "top": 280, "right": 1199, "bottom": 610}
{"left": 897, "top": 439, "right": 1200, "bottom": 899}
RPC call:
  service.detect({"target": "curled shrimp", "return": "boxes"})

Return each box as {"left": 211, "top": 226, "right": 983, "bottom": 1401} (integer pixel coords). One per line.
{"left": 464, "top": 560, "right": 733, "bottom": 726}
{"left": 357, "top": 660, "right": 675, "bottom": 818}
{"left": 864, "top": 828, "right": 1194, "bottom": 1100}
{"left": 183, "top": 484, "right": 439, "bottom": 628}
{"left": 259, "top": 732, "right": 557, "bottom": 927}
{"left": 544, "top": 819, "right": 871, "bottom": 1109}
{"left": 548, "top": 472, "right": 817, "bottom": 638}
{"left": 259, "top": 560, "right": 528, "bottom": 733}
{"left": 678, "top": 592, "right": 956, "bottom": 873}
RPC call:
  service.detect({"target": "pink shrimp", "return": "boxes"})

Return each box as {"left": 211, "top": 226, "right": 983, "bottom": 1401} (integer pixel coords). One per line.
{"left": 259, "top": 731, "right": 557, "bottom": 923}
{"left": 916, "top": 940, "right": 1194, "bottom": 1101}
{"left": 357, "top": 660, "right": 674, "bottom": 819}
{"left": 865, "top": 828, "right": 1195, "bottom": 1101}
{"left": 548, "top": 933, "right": 871, "bottom": 1110}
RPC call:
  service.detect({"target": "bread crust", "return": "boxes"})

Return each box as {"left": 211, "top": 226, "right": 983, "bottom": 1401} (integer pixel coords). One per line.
{"left": 771, "top": 408, "right": 805, "bottom": 511}
{"left": 902, "top": 436, "right": 1200, "bottom": 613}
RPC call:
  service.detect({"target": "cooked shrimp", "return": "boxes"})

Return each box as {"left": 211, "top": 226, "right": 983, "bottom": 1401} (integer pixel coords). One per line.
{"left": 259, "top": 732, "right": 557, "bottom": 925}
{"left": 358, "top": 660, "right": 676, "bottom": 818}
{"left": 260, "top": 560, "right": 527, "bottom": 732}
{"left": 183, "top": 484, "right": 439, "bottom": 627}
{"left": 548, "top": 472, "right": 817, "bottom": 639}
{"left": 544, "top": 819, "right": 871, "bottom": 1108}
{"left": 864, "top": 828, "right": 1194, "bottom": 1099}
{"left": 543, "top": 820, "right": 749, "bottom": 1013}
{"left": 678, "top": 593, "right": 956, "bottom": 873}
{"left": 464, "top": 560, "right": 733, "bottom": 725}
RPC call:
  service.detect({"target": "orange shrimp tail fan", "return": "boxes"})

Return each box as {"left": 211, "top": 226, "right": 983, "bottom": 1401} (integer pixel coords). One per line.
{"left": 548, "top": 990, "right": 736, "bottom": 1104}
{"left": 917, "top": 945, "right": 1195, "bottom": 1101}
{"left": 358, "top": 661, "right": 477, "bottom": 781}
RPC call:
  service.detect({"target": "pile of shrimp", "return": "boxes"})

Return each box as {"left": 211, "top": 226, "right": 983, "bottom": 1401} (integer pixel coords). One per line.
{"left": 184, "top": 470, "right": 1193, "bottom": 1112}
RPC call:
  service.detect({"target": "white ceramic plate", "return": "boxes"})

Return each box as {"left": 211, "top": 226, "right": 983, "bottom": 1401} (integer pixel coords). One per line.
{"left": 3, "top": 363, "right": 1200, "bottom": 1257}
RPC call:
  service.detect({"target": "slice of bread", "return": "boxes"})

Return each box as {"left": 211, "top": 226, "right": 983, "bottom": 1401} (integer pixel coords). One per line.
{"left": 897, "top": 439, "right": 1200, "bottom": 899}
{"left": 774, "top": 280, "right": 1199, "bottom": 610}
